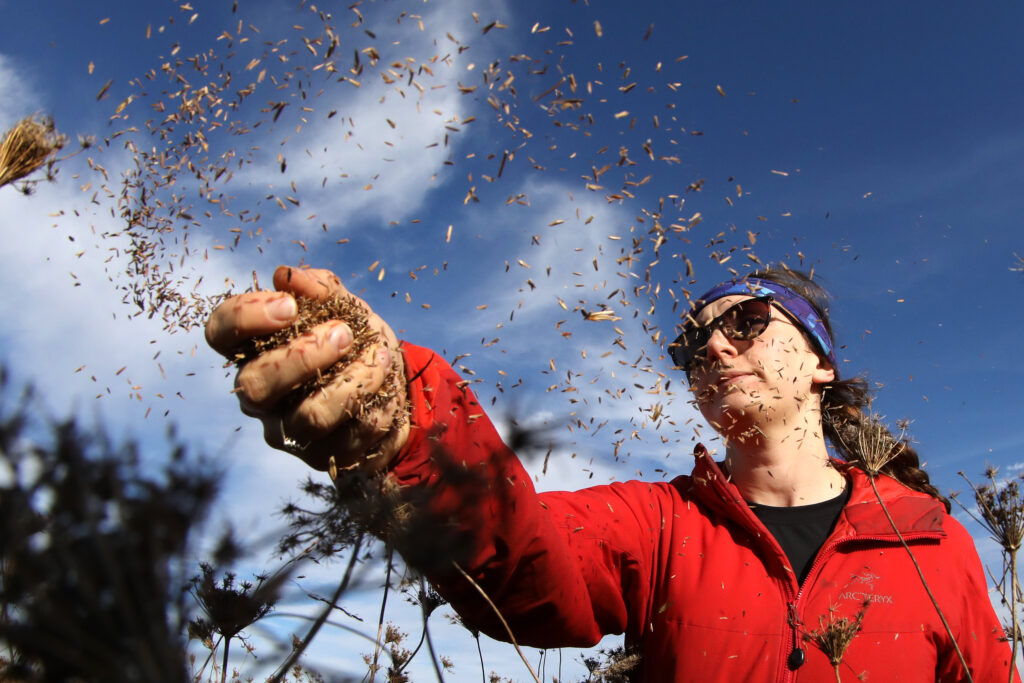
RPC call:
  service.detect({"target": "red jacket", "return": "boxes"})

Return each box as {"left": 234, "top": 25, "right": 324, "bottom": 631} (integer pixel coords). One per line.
{"left": 389, "top": 344, "right": 1018, "bottom": 682}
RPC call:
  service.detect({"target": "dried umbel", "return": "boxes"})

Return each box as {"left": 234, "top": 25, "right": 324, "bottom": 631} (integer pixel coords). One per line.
{"left": 961, "top": 467, "right": 1024, "bottom": 553}
{"left": 826, "top": 406, "right": 908, "bottom": 478}
{"left": 582, "top": 645, "right": 643, "bottom": 682}
{"left": 954, "top": 466, "right": 1024, "bottom": 675}
{"left": 0, "top": 115, "right": 66, "bottom": 189}
{"left": 804, "top": 601, "right": 868, "bottom": 681}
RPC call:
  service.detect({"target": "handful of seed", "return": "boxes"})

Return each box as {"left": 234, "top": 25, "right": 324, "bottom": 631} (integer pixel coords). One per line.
{"left": 233, "top": 294, "right": 404, "bottom": 420}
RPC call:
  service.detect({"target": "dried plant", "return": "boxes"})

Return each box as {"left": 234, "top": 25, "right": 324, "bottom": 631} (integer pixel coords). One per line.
{"left": 953, "top": 466, "right": 1024, "bottom": 681}
{"left": 803, "top": 602, "right": 868, "bottom": 683}
{"left": 830, "top": 410, "right": 905, "bottom": 477}
{"left": 832, "top": 412, "right": 975, "bottom": 680}
{"left": 188, "top": 564, "right": 277, "bottom": 683}
{"left": 580, "top": 645, "right": 642, "bottom": 682}
{"left": 0, "top": 368, "right": 217, "bottom": 683}
{"left": 0, "top": 115, "right": 66, "bottom": 190}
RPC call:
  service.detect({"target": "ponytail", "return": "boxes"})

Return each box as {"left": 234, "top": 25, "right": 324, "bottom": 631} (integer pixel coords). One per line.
{"left": 822, "top": 377, "right": 950, "bottom": 513}
{"left": 746, "top": 264, "right": 950, "bottom": 513}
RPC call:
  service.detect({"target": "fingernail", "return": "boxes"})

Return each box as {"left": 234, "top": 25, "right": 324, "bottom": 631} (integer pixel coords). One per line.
{"left": 266, "top": 296, "right": 296, "bottom": 322}
{"left": 330, "top": 324, "right": 352, "bottom": 349}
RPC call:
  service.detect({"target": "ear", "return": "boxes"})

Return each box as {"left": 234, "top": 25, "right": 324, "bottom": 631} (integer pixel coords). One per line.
{"left": 811, "top": 356, "right": 835, "bottom": 385}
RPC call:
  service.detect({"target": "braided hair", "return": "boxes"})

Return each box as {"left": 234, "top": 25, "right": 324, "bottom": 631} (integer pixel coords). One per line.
{"left": 748, "top": 265, "right": 950, "bottom": 512}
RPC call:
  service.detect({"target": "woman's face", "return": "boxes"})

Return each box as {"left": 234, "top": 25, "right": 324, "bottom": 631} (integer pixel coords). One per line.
{"left": 688, "top": 295, "right": 835, "bottom": 439}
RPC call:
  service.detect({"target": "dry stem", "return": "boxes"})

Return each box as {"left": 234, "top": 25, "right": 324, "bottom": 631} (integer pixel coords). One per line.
{"left": 954, "top": 468, "right": 1024, "bottom": 683}
{"left": 452, "top": 562, "right": 542, "bottom": 683}
{"left": 267, "top": 534, "right": 364, "bottom": 683}
{"left": 866, "top": 475, "right": 974, "bottom": 681}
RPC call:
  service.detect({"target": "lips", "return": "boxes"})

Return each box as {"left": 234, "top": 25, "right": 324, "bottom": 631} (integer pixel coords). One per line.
{"left": 713, "top": 371, "right": 756, "bottom": 390}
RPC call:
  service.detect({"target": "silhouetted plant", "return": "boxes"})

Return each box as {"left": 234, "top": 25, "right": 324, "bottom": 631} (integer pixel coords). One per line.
{"left": 188, "top": 563, "right": 276, "bottom": 683}
{"left": 580, "top": 645, "right": 641, "bottom": 682}
{"left": 954, "top": 466, "right": 1024, "bottom": 682}
{"left": 0, "top": 367, "right": 218, "bottom": 682}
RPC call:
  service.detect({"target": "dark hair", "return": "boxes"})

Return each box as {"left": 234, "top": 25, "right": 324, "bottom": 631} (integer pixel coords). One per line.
{"left": 747, "top": 265, "right": 951, "bottom": 512}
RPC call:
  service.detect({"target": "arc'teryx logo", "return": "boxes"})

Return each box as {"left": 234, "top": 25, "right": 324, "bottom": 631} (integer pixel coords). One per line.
{"left": 839, "top": 570, "right": 893, "bottom": 605}
{"left": 851, "top": 571, "right": 880, "bottom": 591}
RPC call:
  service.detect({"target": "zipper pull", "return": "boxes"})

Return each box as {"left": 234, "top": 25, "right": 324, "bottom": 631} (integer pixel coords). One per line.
{"left": 787, "top": 602, "right": 805, "bottom": 670}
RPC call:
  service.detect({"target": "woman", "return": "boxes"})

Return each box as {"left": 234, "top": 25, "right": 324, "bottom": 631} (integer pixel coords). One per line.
{"left": 206, "top": 264, "right": 1016, "bottom": 682}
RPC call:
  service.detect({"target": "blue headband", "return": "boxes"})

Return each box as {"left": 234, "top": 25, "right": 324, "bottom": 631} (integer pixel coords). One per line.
{"left": 691, "top": 278, "right": 838, "bottom": 373}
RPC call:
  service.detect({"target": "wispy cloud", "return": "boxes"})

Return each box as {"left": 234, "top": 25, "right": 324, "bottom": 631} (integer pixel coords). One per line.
{"left": 210, "top": 0, "right": 506, "bottom": 242}
{"left": 0, "top": 54, "right": 41, "bottom": 129}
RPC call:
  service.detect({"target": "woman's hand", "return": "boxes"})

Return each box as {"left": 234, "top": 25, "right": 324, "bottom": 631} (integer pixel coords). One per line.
{"left": 205, "top": 265, "right": 409, "bottom": 474}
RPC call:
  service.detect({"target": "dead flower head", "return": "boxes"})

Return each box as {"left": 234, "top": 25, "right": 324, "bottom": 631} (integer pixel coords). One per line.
{"left": 804, "top": 601, "right": 869, "bottom": 671}
{"left": 0, "top": 115, "right": 66, "bottom": 189}
{"left": 828, "top": 410, "right": 907, "bottom": 477}
{"left": 958, "top": 466, "right": 1024, "bottom": 553}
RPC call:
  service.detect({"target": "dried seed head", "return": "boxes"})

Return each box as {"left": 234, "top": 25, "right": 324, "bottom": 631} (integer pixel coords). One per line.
{"left": 0, "top": 115, "right": 66, "bottom": 189}
{"left": 855, "top": 414, "right": 905, "bottom": 476}
{"left": 804, "top": 601, "right": 868, "bottom": 667}
{"left": 962, "top": 467, "right": 1024, "bottom": 553}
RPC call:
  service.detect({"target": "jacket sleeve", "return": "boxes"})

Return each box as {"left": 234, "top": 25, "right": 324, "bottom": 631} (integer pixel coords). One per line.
{"left": 383, "top": 343, "right": 665, "bottom": 648}
{"left": 936, "top": 516, "right": 1021, "bottom": 682}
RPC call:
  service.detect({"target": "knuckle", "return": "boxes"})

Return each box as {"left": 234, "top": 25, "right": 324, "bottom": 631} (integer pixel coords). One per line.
{"left": 236, "top": 368, "right": 272, "bottom": 406}
{"left": 291, "top": 339, "right": 325, "bottom": 376}
{"left": 298, "top": 398, "right": 339, "bottom": 435}
{"left": 361, "top": 410, "right": 394, "bottom": 439}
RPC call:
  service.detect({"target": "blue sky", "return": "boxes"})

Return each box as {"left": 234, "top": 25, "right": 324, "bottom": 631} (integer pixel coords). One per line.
{"left": 2, "top": 0, "right": 1023, "bottom": 679}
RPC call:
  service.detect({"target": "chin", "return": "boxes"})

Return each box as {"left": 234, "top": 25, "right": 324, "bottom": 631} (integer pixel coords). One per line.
{"left": 698, "top": 394, "right": 763, "bottom": 437}
{"left": 700, "top": 389, "right": 778, "bottom": 438}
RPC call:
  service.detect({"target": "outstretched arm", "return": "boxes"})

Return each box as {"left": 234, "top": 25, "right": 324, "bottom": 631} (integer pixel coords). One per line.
{"left": 205, "top": 266, "right": 663, "bottom": 648}
{"left": 388, "top": 344, "right": 661, "bottom": 648}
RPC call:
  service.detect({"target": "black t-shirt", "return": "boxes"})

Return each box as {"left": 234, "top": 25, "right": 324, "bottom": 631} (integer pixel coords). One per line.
{"left": 748, "top": 486, "right": 851, "bottom": 585}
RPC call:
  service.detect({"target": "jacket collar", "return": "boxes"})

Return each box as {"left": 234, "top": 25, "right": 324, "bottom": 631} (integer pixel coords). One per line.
{"left": 687, "top": 444, "right": 946, "bottom": 540}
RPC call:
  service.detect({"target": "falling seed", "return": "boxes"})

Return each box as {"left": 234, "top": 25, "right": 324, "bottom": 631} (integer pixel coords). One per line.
{"left": 96, "top": 79, "right": 113, "bottom": 100}
{"left": 584, "top": 309, "right": 621, "bottom": 322}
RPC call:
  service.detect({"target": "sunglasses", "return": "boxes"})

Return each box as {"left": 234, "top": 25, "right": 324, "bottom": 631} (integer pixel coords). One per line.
{"left": 669, "top": 297, "right": 787, "bottom": 372}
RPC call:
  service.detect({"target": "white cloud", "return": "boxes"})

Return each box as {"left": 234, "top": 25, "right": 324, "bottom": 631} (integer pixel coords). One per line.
{"left": 0, "top": 53, "right": 42, "bottom": 129}
{"left": 216, "top": 0, "right": 504, "bottom": 240}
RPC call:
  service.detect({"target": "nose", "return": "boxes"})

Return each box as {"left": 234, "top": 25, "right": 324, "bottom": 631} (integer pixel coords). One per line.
{"left": 701, "top": 328, "right": 739, "bottom": 366}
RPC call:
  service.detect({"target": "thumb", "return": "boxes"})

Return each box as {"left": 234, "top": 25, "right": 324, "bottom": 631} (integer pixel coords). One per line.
{"left": 272, "top": 265, "right": 349, "bottom": 300}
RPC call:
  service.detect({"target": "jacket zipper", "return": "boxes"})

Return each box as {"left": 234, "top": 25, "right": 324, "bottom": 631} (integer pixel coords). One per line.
{"left": 777, "top": 531, "right": 939, "bottom": 683}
